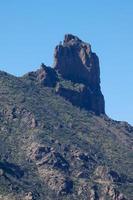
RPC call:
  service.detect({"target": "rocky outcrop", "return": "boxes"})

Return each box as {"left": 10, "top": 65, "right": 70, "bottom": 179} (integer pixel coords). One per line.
{"left": 94, "top": 165, "right": 125, "bottom": 186}
{"left": 25, "top": 63, "right": 58, "bottom": 87}
{"left": 54, "top": 34, "right": 100, "bottom": 87}
{"left": 22, "top": 34, "right": 105, "bottom": 115}
{"left": 2, "top": 106, "right": 37, "bottom": 129}
{"left": 54, "top": 34, "right": 105, "bottom": 115}
{"left": 28, "top": 143, "right": 73, "bottom": 195}
{"left": 26, "top": 142, "right": 100, "bottom": 197}
{"left": 94, "top": 166, "right": 128, "bottom": 200}
{"left": 55, "top": 82, "right": 105, "bottom": 115}
{"left": 105, "top": 185, "right": 128, "bottom": 200}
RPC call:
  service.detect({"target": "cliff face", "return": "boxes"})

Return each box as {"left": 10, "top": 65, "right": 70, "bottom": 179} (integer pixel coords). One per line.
{"left": 24, "top": 34, "right": 105, "bottom": 115}
{"left": 53, "top": 34, "right": 105, "bottom": 115}
{"left": 25, "top": 34, "right": 105, "bottom": 115}
{"left": 54, "top": 34, "right": 100, "bottom": 87}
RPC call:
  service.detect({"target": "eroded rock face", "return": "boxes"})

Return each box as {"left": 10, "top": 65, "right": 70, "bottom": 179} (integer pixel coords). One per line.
{"left": 54, "top": 34, "right": 99, "bottom": 87}
{"left": 94, "top": 166, "right": 128, "bottom": 200}
{"left": 28, "top": 143, "right": 73, "bottom": 195}
{"left": 25, "top": 63, "right": 58, "bottom": 87}
{"left": 55, "top": 82, "right": 105, "bottom": 115}
{"left": 107, "top": 185, "right": 127, "bottom": 200}
{"left": 54, "top": 34, "right": 105, "bottom": 115}
{"left": 2, "top": 106, "right": 38, "bottom": 129}
{"left": 23, "top": 34, "right": 105, "bottom": 115}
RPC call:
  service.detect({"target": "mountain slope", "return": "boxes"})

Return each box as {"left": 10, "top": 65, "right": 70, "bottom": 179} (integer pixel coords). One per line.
{"left": 0, "top": 35, "right": 132, "bottom": 200}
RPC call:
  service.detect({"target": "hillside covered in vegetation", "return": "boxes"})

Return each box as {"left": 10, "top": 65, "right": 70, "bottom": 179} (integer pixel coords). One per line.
{"left": 0, "top": 35, "right": 132, "bottom": 200}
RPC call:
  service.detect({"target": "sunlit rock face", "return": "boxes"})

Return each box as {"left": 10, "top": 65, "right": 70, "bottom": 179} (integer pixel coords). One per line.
{"left": 54, "top": 34, "right": 100, "bottom": 87}
{"left": 23, "top": 34, "right": 105, "bottom": 115}
{"left": 54, "top": 34, "right": 105, "bottom": 115}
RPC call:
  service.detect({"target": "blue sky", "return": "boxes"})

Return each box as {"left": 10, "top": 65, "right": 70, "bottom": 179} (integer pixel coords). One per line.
{"left": 0, "top": 0, "right": 133, "bottom": 124}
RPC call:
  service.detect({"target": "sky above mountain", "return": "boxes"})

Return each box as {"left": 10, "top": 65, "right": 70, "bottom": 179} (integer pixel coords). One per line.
{"left": 0, "top": 0, "right": 133, "bottom": 124}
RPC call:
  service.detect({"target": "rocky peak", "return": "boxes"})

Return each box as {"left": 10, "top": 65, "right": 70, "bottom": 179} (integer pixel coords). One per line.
{"left": 23, "top": 34, "right": 105, "bottom": 115}
{"left": 63, "top": 34, "right": 82, "bottom": 45}
{"left": 54, "top": 34, "right": 98, "bottom": 88}
{"left": 24, "top": 63, "right": 58, "bottom": 87}
{"left": 63, "top": 34, "right": 92, "bottom": 55}
{"left": 54, "top": 34, "right": 105, "bottom": 115}
{"left": 36, "top": 63, "right": 58, "bottom": 87}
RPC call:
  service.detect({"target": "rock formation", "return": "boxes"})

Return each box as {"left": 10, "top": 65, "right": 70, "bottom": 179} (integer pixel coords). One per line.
{"left": 54, "top": 34, "right": 105, "bottom": 115}
{"left": 54, "top": 34, "right": 99, "bottom": 87}
{"left": 0, "top": 34, "right": 132, "bottom": 199}
{"left": 25, "top": 34, "right": 105, "bottom": 115}
{"left": 24, "top": 63, "right": 58, "bottom": 87}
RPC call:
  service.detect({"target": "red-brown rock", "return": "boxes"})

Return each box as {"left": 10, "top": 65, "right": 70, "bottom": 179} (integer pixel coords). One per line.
{"left": 54, "top": 34, "right": 105, "bottom": 115}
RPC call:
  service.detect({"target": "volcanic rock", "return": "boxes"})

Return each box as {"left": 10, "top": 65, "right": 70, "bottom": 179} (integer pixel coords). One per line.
{"left": 54, "top": 34, "right": 105, "bottom": 115}
{"left": 54, "top": 34, "right": 99, "bottom": 87}
{"left": 25, "top": 63, "right": 58, "bottom": 87}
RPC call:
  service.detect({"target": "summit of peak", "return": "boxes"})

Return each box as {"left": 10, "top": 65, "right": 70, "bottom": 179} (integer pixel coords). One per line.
{"left": 53, "top": 34, "right": 105, "bottom": 115}
{"left": 62, "top": 34, "right": 91, "bottom": 49}
{"left": 63, "top": 34, "right": 82, "bottom": 44}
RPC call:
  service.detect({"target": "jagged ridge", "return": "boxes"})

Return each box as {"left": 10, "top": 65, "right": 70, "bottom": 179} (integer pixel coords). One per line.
{"left": 25, "top": 34, "right": 105, "bottom": 115}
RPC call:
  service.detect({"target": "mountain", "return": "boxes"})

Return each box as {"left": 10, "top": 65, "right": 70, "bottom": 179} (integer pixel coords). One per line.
{"left": 0, "top": 34, "right": 132, "bottom": 200}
